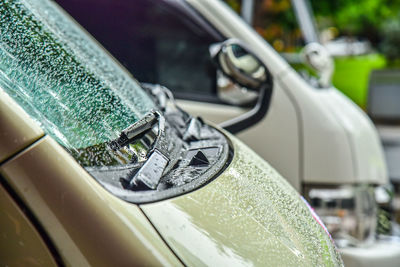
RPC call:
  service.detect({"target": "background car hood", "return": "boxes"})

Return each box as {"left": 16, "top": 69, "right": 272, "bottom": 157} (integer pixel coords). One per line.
{"left": 140, "top": 134, "right": 343, "bottom": 266}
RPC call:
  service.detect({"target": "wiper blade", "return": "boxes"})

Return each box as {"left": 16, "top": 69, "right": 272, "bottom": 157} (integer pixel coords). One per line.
{"left": 109, "top": 110, "right": 169, "bottom": 190}
{"left": 84, "top": 84, "right": 231, "bottom": 203}
{"left": 109, "top": 110, "right": 162, "bottom": 150}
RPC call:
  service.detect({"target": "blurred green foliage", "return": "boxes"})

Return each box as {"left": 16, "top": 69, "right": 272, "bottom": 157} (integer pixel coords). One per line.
{"left": 252, "top": 0, "right": 299, "bottom": 52}
{"left": 224, "top": 0, "right": 241, "bottom": 12}
{"left": 332, "top": 54, "right": 386, "bottom": 108}
{"left": 311, "top": 0, "right": 399, "bottom": 34}
{"left": 224, "top": 0, "right": 400, "bottom": 60}
{"left": 310, "top": 0, "right": 400, "bottom": 62}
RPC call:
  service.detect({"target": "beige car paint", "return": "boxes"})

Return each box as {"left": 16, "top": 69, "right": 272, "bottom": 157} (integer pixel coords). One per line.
{"left": 0, "top": 89, "right": 44, "bottom": 162}
{"left": 0, "top": 136, "right": 182, "bottom": 266}
{"left": 0, "top": 85, "right": 342, "bottom": 266}
{"left": 0, "top": 184, "right": 57, "bottom": 267}
{"left": 141, "top": 135, "right": 342, "bottom": 266}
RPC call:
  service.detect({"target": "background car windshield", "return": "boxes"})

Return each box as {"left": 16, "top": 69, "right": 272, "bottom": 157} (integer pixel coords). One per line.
{"left": 0, "top": 0, "right": 154, "bottom": 151}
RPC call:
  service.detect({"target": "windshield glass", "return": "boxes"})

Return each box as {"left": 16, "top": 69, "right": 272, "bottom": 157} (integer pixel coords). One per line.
{"left": 0, "top": 0, "right": 154, "bottom": 154}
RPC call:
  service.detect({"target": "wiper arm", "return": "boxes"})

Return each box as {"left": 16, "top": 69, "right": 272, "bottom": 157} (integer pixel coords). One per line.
{"left": 109, "top": 110, "right": 162, "bottom": 150}
{"left": 109, "top": 110, "right": 169, "bottom": 190}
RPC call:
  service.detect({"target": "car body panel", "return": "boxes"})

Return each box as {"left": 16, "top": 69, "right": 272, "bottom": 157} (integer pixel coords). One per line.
{"left": 141, "top": 135, "right": 342, "bottom": 266}
{"left": 0, "top": 134, "right": 182, "bottom": 267}
{"left": 0, "top": 89, "right": 44, "bottom": 162}
{"left": 0, "top": 87, "right": 341, "bottom": 266}
{"left": 0, "top": 184, "right": 57, "bottom": 266}
{"left": 0, "top": 91, "right": 342, "bottom": 266}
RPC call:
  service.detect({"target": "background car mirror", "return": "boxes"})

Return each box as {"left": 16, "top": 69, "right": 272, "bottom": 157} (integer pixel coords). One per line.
{"left": 216, "top": 70, "right": 259, "bottom": 106}
{"left": 209, "top": 39, "right": 273, "bottom": 134}
{"left": 210, "top": 40, "right": 268, "bottom": 90}
{"left": 302, "top": 42, "right": 334, "bottom": 88}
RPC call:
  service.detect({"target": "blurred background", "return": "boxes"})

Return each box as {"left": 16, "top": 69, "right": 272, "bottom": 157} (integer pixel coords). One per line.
{"left": 225, "top": 0, "right": 400, "bottom": 109}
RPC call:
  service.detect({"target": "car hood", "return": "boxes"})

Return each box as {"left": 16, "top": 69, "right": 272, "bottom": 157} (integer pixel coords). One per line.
{"left": 140, "top": 134, "right": 343, "bottom": 266}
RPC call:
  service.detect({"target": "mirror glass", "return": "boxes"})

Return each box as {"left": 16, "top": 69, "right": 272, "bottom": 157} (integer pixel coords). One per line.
{"left": 216, "top": 70, "right": 258, "bottom": 106}
{"left": 218, "top": 43, "right": 267, "bottom": 90}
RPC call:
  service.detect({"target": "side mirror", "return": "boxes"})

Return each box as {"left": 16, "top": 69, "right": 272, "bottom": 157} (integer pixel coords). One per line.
{"left": 214, "top": 41, "right": 268, "bottom": 89}
{"left": 302, "top": 42, "right": 334, "bottom": 88}
{"left": 210, "top": 39, "right": 273, "bottom": 134}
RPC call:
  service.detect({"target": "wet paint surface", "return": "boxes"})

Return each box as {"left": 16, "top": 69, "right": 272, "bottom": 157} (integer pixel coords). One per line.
{"left": 0, "top": 185, "right": 57, "bottom": 266}
{"left": 142, "top": 136, "right": 343, "bottom": 266}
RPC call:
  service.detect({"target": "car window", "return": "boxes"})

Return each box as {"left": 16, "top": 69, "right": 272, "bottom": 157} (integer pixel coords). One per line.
{"left": 56, "top": 0, "right": 224, "bottom": 98}
{"left": 0, "top": 0, "right": 154, "bottom": 165}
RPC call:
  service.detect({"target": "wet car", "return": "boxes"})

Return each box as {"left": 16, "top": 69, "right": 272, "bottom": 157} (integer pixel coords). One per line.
{"left": 0, "top": 0, "right": 342, "bottom": 266}
{"left": 52, "top": 0, "right": 400, "bottom": 266}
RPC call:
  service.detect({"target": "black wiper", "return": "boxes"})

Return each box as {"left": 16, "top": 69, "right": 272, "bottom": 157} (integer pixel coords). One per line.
{"left": 85, "top": 83, "right": 231, "bottom": 204}
{"left": 109, "top": 110, "right": 169, "bottom": 190}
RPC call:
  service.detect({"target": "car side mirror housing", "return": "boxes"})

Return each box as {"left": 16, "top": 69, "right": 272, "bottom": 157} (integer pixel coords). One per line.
{"left": 211, "top": 41, "right": 268, "bottom": 90}
{"left": 209, "top": 39, "right": 273, "bottom": 134}
{"left": 302, "top": 42, "right": 334, "bottom": 88}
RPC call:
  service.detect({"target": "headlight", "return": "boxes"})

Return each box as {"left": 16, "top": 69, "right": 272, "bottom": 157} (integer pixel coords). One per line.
{"left": 304, "top": 185, "right": 377, "bottom": 248}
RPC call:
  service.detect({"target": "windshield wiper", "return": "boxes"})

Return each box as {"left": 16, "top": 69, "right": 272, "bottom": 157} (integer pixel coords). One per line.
{"left": 109, "top": 110, "right": 169, "bottom": 190}
{"left": 84, "top": 84, "right": 231, "bottom": 203}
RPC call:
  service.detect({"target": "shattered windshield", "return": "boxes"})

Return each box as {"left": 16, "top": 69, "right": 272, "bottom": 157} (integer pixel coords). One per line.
{"left": 0, "top": 0, "right": 154, "bottom": 158}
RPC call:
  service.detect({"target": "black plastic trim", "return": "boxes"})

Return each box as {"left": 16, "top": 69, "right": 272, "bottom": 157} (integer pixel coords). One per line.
{"left": 210, "top": 39, "right": 274, "bottom": 134}
{"left": 220, "top": 83, "right": 273, "bottom": 134}
{"left": 98, "top": 142, "right": 233, "bottom": 204}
